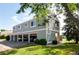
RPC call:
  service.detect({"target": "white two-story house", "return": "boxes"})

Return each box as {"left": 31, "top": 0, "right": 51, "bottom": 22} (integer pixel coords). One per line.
{"left": 9, "top": 14, "right": 60, "bottom": 44}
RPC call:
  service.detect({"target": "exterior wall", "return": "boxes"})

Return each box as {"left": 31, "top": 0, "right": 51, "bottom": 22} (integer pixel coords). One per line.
{"left": 50, "top": 31, "right": 56, "bottom": 41}
{"left": 37, "top": 30, "right": 46, "bottom": 39}
{"left": 13, "top": 20, "right": 46, "bottom": 33}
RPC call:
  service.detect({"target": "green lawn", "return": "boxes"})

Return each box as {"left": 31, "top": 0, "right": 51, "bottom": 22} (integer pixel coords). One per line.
{"left": 0, "top": 43, "right": 79, "bottom": 55}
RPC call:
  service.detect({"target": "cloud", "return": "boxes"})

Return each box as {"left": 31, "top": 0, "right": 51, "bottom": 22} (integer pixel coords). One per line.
{"left": 11, "top": 12, "right": 35, "bottom": 27}
{"left": 11, "top": 16, "right": 22, "bottom": 23}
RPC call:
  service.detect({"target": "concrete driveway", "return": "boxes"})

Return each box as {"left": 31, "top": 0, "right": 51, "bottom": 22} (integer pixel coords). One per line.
{"left": 0, "top": 40, "right": 28, "bottom": 52}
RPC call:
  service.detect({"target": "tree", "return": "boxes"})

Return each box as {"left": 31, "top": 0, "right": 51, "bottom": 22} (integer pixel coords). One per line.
{"left": 17, "top": 3, "right": 52, "bottom": 21}
{"left": 0, "top": 29, "right": 6, "bottom": 32}
{"left": 61, "top": 3, "right": 79, "bottom": 44}
{"left": 0, "top": 35, "right": 6, "bottom": 39}
{"left": 17, "top": 3, "right": 79, "bottom": 44}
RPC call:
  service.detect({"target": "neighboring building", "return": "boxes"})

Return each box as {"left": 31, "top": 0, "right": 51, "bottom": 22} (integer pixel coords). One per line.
{"left": 9, "top": 14, "right": 60, "bottom": 44}
{"left": 0, "top": 30, "right": 12, "bottom": 36}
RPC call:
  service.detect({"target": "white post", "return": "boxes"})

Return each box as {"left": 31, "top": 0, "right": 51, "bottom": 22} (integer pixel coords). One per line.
{"left": 13, "top": 35, "right": 15, "bottom": 42}
{"left": 9, "top": 35, "right": 11, "bottom": 41}
{"left": 22, "top": 34, "right": 24, "bottom": 42}
{"left": 28, "top": 34, "right": 30, "bottom": 43}
{"left": 46, "top": 23, "right": 49, "bottom": 44}
{"left": 46, "top": 23, "right": 48, "bottom": 44}
{"left": 17, "top": 35, "right": 18, "bottom": 42}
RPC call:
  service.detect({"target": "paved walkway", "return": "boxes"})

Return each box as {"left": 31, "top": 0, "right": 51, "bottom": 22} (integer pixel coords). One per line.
{"left": 0, "top": 40, "right": 28, "bottom": 52}
{"left": 0, "top": 44, "right": 12, "bottom": 51}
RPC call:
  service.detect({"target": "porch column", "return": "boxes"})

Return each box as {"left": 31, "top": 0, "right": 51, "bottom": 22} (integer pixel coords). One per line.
{"left": 17, "top": 35, "right": 19, "bottom": 42}
{"left": 28, "top": 34, "right": 30, "bottom": 43}
{"left": 22, "top": 34, "right": 24, "bottom": 42}
{"left": 9, "top": 35, "right": 12, "bottom": 41}
{"left": 13, "top": 35, "right": 15, "bottom": 42}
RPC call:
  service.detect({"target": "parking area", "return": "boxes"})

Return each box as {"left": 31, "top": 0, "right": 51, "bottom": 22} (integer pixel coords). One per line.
{"left": 0, "top": 40, "right": 28, "bottom": 52}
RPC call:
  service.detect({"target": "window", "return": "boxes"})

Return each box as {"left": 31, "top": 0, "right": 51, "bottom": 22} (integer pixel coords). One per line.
{"left": 31, "top": 21, "right": 34, "bottom": 26}
{"left": 17, "top": 25, "right": 21, "bottom": 29}
{"left": 25, "top": 24, "right": 27, "bottom": 26}
{"left": 18, "top": 26, "right": 20, "bottom": 28}
{"left": 24, "top": 23, "right": 28, "bottom": 28}
{"left": 30, "top": 21, "right": 36, "bottom": 27}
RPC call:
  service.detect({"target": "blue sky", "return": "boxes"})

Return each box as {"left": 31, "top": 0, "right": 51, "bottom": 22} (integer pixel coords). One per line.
{"left": 0, "top": 3, "right": 19, "bottom": 30}
{"left": 0, "top": 3, "right": 34, "bottom": 30}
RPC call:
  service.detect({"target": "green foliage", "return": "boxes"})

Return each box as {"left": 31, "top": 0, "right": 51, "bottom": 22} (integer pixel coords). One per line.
{"left": 17, "top": 3, "right": 52, "bottom": 21}
{"left": 6, "top": 35, "right": 10, "bottom": 41}
{"left": 61, "top": 3, "right": 79, "bottom": 43}
{"left": 67, "top": 3, "right": 77, "bottom": 12}
{"left": 34, "top": 39, "right": 47, "bottom": 45}
{"left": 39, "top": 39, "right": 47, "bottom": 45}
{"left": 0, "top": 29, "right": 6, "bottom": 32}
{"left": 34, "top": 39, "right": 40, "bottom": 44}
{"left": 0, "top": 35, "right": 6, "bottom": 39}
{"left": 52, "top": 40, "right": 58, "bottom": 44}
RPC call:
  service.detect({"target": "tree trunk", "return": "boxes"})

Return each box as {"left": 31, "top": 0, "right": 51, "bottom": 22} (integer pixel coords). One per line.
{"left": 75, "top": 39, "right": 78, "bottom": 44}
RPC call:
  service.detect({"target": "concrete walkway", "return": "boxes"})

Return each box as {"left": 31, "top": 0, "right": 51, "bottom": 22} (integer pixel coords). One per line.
{"left": 0, "top": 40, "right": 28, "bottom": 52}
{"left": 0, "top": 44, "right": 12, "bottom": 52}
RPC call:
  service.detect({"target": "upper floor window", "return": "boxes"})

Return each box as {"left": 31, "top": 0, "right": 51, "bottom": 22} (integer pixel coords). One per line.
{"left": 25, "top": 23, "right": 27, "bottom": 26}
{"left": 24, "top": 23, "right": 28, "bottom": 28}
{"left": 17, "top": 25, "right": 21, "bottom": 29}
{"left": 30, "top": 21, "right": 36, "bottom": 27}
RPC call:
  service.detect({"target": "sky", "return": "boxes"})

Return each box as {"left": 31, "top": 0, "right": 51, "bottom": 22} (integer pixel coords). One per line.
{"left": 0, "top": 3, "right": 35, "bottom": 30}
{"left": 0, "top": 3, "right": 65, "bottom": 35}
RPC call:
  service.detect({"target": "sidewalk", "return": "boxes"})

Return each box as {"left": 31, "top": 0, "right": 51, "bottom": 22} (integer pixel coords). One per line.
{"left": 0, "top": 44, "right": 12, "bottom": 52}
{"left": 0, "top": 40, "right": 28, "bottom": 52}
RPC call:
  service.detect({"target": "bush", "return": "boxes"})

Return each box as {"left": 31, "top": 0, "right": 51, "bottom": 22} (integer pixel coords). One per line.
{"left": 0, "top": 35, "right": 6, "bottom": 39}
{"left": 39, "top": 39, "right": 47, "bottom": 45}
{"left": 6, "top": 35, "right": 10, "bottom": 41}
{"left": 34, "top": 39, "right": 47, "bottom": 45}
{"left": 34, "top": 39, "right": 40, "bottom": 44}
{"left": 52, "top": 40, "right": 58, "bottom": 45}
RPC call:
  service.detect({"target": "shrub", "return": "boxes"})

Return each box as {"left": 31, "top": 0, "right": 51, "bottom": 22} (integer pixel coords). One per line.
{"left": 39, "top": 39, "right": 47, "bottom": 45}
{"left": 34, "top": 39, "right": 47, "bottom": 45}
{"left": 34, "top": 39, "right": 40, "bottom": 44}
{"left": 52, "top": 40, "right": 58, "bottom": 45}
{"left": 0, "top": 35, "right": 6, "bottom": 39}
{"left": 6, "top": 35, "right": 10, "bottom": 41}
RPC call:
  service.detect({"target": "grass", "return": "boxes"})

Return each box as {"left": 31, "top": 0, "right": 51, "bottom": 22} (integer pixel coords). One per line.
{"left": 0, "top": 43, "right": 79, "bottom": 55}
